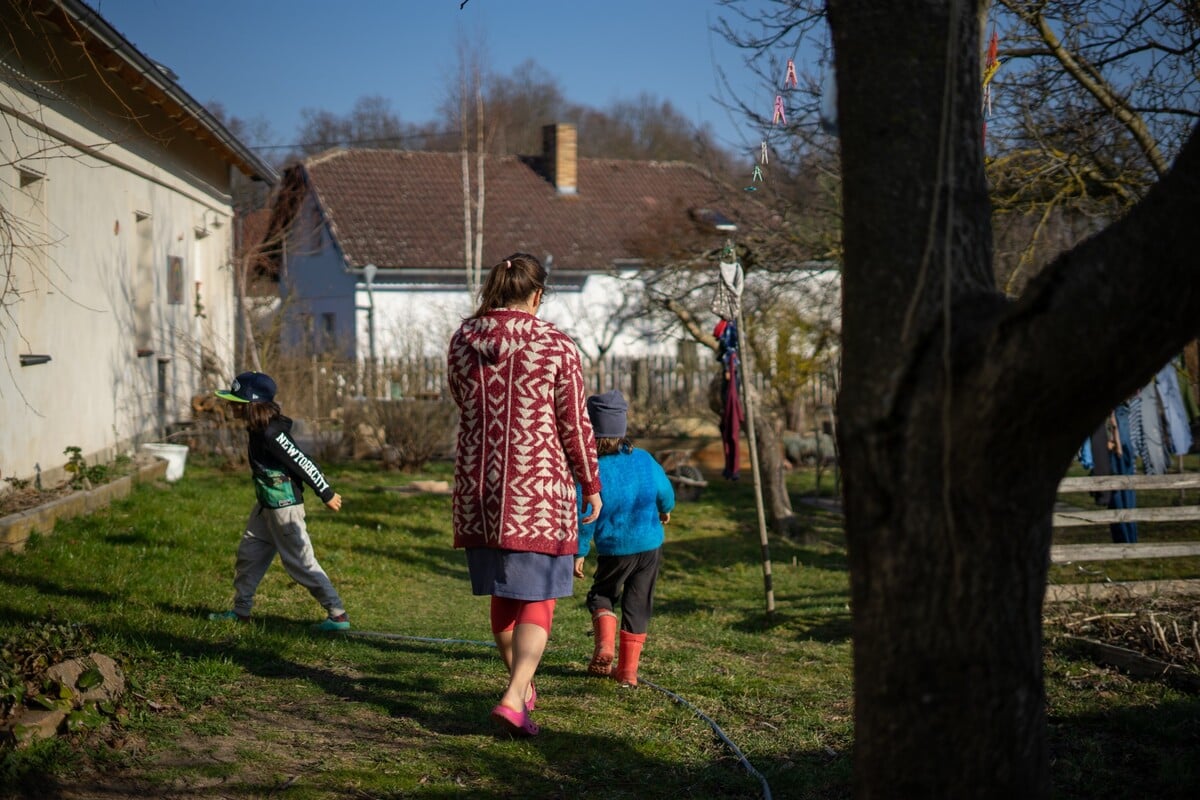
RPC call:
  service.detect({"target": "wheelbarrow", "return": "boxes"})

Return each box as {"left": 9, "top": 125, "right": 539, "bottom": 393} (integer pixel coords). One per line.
{"left": 655, "top": 449, "right": 708, "bottom": 502}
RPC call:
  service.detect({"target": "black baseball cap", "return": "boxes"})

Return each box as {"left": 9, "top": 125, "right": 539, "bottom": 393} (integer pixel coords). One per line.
{"left": 215, "top": 371, "right": 277, "bottom": 403}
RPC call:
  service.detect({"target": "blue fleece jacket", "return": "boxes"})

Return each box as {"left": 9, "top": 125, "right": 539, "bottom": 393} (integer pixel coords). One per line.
{"left": 577, "top": 447, "right": 675, "bottom": 558}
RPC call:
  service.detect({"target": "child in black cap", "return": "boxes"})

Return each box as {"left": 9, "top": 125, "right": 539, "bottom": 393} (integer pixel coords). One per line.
{"left": 209, "top": 371, "right": 351, "bottom": 631}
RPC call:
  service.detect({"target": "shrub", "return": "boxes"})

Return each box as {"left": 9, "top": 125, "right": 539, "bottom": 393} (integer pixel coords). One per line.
{"left": 369, "top": 399, "right": 458, "bottom": 471}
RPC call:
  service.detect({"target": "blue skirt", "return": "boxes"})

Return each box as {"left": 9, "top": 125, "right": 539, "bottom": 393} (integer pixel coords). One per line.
{"left": 466, "top": 548, "right": 575, "bottom": 601}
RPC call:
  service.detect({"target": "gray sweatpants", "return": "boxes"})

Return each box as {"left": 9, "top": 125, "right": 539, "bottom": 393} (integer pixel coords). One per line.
{"left": 231, "top": 503, "right": 346, "bottom": 618}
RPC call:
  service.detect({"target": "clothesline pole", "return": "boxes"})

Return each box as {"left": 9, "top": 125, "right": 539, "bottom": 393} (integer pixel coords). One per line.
{"left": 736, "top": 301, "right": 775, "bottom": 616}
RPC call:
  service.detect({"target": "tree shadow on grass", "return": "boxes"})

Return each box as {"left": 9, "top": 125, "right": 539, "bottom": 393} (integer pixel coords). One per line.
{"left": 36, "top": 623, "right": 783, "bottom": 799}
{"left": 662, "top": 533, "right": 848, "bottom": 576}
{"left": 0, "top": 571, "right": 114, "bottom": 605}
{"left": 352, "top": 538, "right": 466, "bottom": 578}
{"left": 1047, "top": 694, "right": 1200, "bottom": 799}
{"left": 736, "top": 605, "right": 853, "bottom": 644}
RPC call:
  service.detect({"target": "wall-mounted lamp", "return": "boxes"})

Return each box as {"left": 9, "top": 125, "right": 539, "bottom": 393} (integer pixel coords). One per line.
{"left": 19, "top": 354, "right": 52, "bottom": 367}
{"left": 194, "top": 210, "right": 225, "bottom": 239}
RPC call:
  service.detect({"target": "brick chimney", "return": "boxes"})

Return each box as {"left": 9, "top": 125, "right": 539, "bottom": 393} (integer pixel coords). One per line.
{"left": 542, "top": 123, "right": 577, "bottom": 195}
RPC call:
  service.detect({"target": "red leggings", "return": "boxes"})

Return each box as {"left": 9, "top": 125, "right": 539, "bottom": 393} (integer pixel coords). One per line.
{"left": 490, "top": 596, "right": 556, "bottom": 635}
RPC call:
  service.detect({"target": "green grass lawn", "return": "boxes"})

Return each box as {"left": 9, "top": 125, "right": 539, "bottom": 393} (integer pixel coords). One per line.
{"left": 1, "top": 458, "right": 1197, "bottom": 799}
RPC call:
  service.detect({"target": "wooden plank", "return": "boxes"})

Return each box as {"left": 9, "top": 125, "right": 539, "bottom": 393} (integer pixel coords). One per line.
{"left": 1060, "top": 636, "right": 1200, "bottom": 691}
{"left": 1045, "top": 579, "right": 1200, "bottom": 603}
{"left": 1052, "top": 506, "right": 1200, "bottom": 527}
{"left": 1051, "top": 542, "right": 1200, "bottom": 563}
{"left": 1058, "top": 474, "right": 1200, "bottom": 492}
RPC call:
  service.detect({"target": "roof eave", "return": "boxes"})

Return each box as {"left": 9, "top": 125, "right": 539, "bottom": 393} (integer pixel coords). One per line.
{"left": 53, "top": 0, "right": 278, "bottom": 184}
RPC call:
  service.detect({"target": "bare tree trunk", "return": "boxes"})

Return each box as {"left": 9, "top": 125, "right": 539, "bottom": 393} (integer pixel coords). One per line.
{"left": 473, "top": 74, "right": 485, "bottom": 293}
{"left": 459, "top": 70, "right": 473, "bottom": 295}
{"left": 752, "top": 407, "right": 807, "bottom": 541}
{"left": 829, "top": 1, "right": 1200, "bottom": 796}
{"left": 232, "top": 215, "right": 260, "bottom": 371}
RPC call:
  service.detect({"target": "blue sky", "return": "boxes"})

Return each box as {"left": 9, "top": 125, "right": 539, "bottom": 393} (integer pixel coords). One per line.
{"left": 86, "top": 0, "right": 783, "bottom": 158}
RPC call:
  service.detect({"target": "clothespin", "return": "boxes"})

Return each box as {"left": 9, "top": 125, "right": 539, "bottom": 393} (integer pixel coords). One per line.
{"left": 752, "top": 165, "right": 763, "bottom": 183}
{"left": 785, "top": 59, "right": 798, "bottom": 89}
{"left": 772, "top": 95, "right": 786, "bottom": 125}
{"left": 760, "top": 141, "right": 769, "bottom": 164}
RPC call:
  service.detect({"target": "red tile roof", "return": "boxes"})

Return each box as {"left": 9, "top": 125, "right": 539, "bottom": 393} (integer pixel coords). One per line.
{"left": 295, "top": 148, "right": 764, "bottom": 273}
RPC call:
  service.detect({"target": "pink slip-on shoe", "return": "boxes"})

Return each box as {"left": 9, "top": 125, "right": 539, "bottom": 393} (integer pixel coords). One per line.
{"left": 491, "top": 704, "right": 539, "bottom": 737}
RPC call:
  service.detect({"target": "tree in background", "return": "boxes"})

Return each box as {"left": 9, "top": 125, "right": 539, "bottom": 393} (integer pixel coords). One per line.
{"left": 293, "top": 95, "right": 404, "bottom": 157}
{"left": 988, "top": 0, "right": 1200, "bottom": 292}
{"left": 283, "top": 59, "right": 736, "bottom": 174}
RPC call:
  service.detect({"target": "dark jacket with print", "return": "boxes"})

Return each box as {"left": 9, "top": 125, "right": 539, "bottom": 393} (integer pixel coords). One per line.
{"left": 248, "top": 415, "right": 335, "bottom": 508}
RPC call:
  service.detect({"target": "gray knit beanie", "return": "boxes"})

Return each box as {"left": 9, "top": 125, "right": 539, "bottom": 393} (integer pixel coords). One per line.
{"left": 587, "top": 390, "right": 627, "bottom": 438}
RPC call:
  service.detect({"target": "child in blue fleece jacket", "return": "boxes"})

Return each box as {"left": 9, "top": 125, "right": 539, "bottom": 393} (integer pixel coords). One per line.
{"left": 574, "top": 390, "right": 675, "bottom": 686}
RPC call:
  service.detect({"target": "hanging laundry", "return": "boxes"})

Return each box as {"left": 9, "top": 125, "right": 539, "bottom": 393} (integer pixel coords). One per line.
{"left": 1155, "top": 363, "right": 1193, "bottom": 456}
{"left": 1134, "top": 382, "right": 1169, "bottom": 474}
{"left": 710, "top": 254, "right": 744, "bottom": 321}
{"left": 1080, "top": 408, "right": 1138, "bottom": 542}
{"left": 1176, "top": 359, "right": 1200, "bottom": 423}
{"left": 714, "top": 319, "right": 743, "bottom": 481}
{"left": 1107, "top": 404, "right": 1138, "bottom": 543}
{"left": 1127, "top": 391, "right": 1145, "bottom": 470}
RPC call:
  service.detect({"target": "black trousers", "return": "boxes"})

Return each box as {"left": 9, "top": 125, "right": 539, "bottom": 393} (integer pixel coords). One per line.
{"left": 585, "top": 547, "right": 662, "bottom": 635}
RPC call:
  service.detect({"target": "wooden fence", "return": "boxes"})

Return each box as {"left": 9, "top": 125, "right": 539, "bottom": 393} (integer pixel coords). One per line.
{"left": 1048, "top": 473, "right": 1200, "bottom": 602}
{"left": 379, "top": 354, "right": 726, "bottom": 409}
{"left": 287, "top": 354, "right": 775, "bottom": 418}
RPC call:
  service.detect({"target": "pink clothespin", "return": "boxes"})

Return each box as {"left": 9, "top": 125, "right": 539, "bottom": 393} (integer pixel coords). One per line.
{"left": 760, "top": 141, "right": 769, "bottom": 165}
{"left": 785, "top": 59, "right": 798, "bottom": 89}
{"left": 772, "top": 95, "right": 786, "bottom": 125}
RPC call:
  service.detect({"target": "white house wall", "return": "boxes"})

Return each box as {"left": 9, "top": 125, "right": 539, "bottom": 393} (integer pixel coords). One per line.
{"left": 0, "top": 76, "right": 237, "bottom": 486}
{"left": 355, "top": 271, "right": 681, "bottom": 364}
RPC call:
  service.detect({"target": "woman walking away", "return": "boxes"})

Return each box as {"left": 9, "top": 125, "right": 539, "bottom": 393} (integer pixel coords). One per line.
{"left": 448, "top": 253, "right": 602, "bottom": 737}
{"left": 574, "top": 390, "right": 675, "bottom": 686}
{"left": 209, "top": 371, "right": 351, "bottom": 632}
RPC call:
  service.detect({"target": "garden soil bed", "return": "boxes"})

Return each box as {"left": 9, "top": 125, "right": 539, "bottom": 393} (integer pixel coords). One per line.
{"left": 0, "top": 457, "right": 168, "bottom": 553}
{"left": 1044, "top": 593, "right": 1200, "bottom": 688}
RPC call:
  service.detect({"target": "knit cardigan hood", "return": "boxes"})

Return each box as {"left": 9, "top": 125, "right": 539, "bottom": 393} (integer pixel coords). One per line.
{"left": 448, "top": 309, "right": 601, "bottom": 555}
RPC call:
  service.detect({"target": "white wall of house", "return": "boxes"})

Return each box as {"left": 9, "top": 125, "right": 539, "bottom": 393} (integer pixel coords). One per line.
{"left": 0, "top": 76, "right": 237, "bottom": 485}
{"left": 277, "top": 192, "right": 682, "bottom": 367}
{"left": 354, "top": 271, "right": 682, "bottom": 368}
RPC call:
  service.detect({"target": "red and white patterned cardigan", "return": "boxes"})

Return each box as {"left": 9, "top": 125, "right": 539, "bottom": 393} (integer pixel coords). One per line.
{"left": 448, "top": 310, "right": 601, "bottom": 555}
